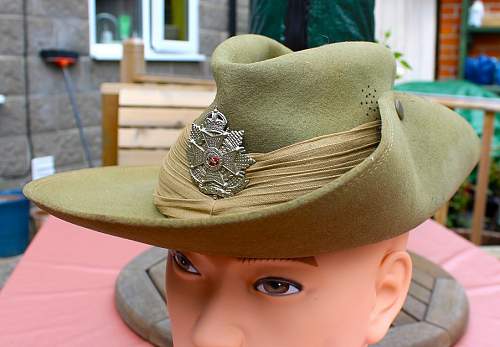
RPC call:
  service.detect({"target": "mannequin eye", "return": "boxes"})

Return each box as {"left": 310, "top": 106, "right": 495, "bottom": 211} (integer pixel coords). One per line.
{"left": 171, "top": 251, "right": 200, "bottom": 275}
{"left": 254, "top": 277, "right": 302, "bottom": 296}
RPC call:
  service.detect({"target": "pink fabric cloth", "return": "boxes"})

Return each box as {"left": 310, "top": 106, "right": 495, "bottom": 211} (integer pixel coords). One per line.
{"left": 408, "top": 220, "right": 500, "bottom": 347}
{"left": 0, "top": 217, "right": 499, "bottom": 346}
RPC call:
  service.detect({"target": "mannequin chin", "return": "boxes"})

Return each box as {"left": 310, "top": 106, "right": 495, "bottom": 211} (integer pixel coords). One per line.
{"left": 165, "top": 233, "right": 412, "bottom": 347}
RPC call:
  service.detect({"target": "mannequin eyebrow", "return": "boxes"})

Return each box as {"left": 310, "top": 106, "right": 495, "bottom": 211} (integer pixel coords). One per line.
{"left": 237, "top": 257, "right": 318, "bottom": 267}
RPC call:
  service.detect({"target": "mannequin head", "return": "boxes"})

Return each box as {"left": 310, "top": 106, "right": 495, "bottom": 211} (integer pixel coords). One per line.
{"left": 165, "top": 233, "right": 412, "bottom": 347}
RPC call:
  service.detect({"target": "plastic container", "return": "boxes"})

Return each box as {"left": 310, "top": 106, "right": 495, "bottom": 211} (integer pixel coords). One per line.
{"left": 0, "top": 189, "right": 30, "bottom": 257}
{"left": 469, "top": 0, "right": 485, "bottom": 27}
{"left": 465, "top": 54, "right": 497, "bottom": 85}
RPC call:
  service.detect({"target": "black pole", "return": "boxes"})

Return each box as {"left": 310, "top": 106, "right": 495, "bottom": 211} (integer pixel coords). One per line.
{"left": 434, "top": 0, "right": 441, "bottom": 80}
{"left": 228, "top": 0, "right": 237, "bottom": 37}
{"left": 284, "top": 0, "right": 309, "bottom": 51}
{"left": 61, "top": 67, "right": 94, "bottom": 168}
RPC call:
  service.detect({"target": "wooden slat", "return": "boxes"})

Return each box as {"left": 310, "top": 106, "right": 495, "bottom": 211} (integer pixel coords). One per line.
{"left": 119, "top": 128, "right": 181, "bottom": 149}
{"left": 119, "top": 88, "right": 216, "bottom": 108}
{"left": 102, "top": 92, "right": 119, "bottom": 166}
{"left": 102, "top": 82, "right": 215, "bottom": 95}
{"left": 119, "top": 107, "right": 200, "bottom": 128}
{"left": 433, "top": 201, "right": 449, "bottom": 226}
{"left": 418, "top": 93, "right": 500, "bottom": 113}
{"left": 118, "top": 149, "right": 168, "bottom": 166}
{"left": 135, "top": 73, "right": 216, "bottom": 87}
{"left": 120, "top": 38, "right": 145, "bottom": 83}
{"left": 471, "top": 110, "right": 496, "bottom": 245}
{"left": 119, "top": 36, "right": 214, "bottom": 88}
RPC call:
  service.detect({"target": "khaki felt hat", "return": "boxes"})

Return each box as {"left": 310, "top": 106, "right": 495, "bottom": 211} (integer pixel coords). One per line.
{"left": 23, "top": 34, "right": 480, "bottom": 258}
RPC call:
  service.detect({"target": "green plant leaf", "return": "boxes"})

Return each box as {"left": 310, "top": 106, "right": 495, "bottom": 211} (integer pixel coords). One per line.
{"left": 384, "top": 31, "right": 391, "bottom": 39}
{"left": 394, "top": 51, "right": 403, "bottom": 59}
{"left": 400, "top": 59, "right": 412, "bottom": 70}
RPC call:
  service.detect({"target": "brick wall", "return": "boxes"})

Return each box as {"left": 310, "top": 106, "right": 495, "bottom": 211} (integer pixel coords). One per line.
{"left": 0, "top": 0, "right": 29, "bottom": 188}
{"left": 438, "top": 0, "right": 500, "bottom": 79}
{"left": 0, "top": 0, "right": 249, "bottom": 189}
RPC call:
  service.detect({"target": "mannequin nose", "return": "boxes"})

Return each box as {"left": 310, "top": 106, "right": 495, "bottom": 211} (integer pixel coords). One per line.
{"left": 192, "top": 315, "right": 244, "bottom": 347}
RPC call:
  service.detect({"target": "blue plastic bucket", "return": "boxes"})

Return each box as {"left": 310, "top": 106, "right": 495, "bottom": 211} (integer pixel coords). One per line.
{"left": 0, "top": 189, "right": 30, "bottom": 257}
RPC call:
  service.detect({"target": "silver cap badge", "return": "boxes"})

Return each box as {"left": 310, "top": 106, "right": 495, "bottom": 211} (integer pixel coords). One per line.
{"left": 187, "top": 108, "right": 255, "bottom": 199}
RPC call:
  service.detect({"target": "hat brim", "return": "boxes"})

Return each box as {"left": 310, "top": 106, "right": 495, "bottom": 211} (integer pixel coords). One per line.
{"left": 23, "top": 92, "right": 480, "bottom": 258}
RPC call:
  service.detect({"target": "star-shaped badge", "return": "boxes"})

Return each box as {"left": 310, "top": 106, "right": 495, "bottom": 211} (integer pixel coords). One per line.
{"left": 187, "top": 108, "right": 255, "bottom": 199}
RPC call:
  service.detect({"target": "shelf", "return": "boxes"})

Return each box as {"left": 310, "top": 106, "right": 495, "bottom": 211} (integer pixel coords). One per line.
{"left": 468, "top": 26, "right": 500, "bottom": 34}
{"left": 459, "top": 0, "right": 500, "bottom": 78}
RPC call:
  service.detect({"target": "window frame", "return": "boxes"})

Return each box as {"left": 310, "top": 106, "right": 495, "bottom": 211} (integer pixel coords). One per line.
{"left": 88, "top": 0, "right": 205, "bottom": 61}
{"left": 150, "top": 0, "right": 200, "bottom": 55}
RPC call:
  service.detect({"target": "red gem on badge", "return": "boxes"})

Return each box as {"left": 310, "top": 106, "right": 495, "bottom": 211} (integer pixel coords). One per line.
{"left": 207, "top": 155, "right": 220, "bottom": 167}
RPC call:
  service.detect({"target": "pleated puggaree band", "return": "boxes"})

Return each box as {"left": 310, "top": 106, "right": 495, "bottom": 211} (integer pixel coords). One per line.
{"left": 154, "top": 120, "right": 381, "bottom": 218}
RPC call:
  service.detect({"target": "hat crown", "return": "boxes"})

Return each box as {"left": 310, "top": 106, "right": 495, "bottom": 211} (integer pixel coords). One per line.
{"left": 209, "top": 34, "right": 396, "bottom": 153}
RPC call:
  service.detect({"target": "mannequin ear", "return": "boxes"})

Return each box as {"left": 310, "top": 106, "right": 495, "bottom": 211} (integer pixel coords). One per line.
{"left": 365, "top": 250, "right": 412, "bottom": 345}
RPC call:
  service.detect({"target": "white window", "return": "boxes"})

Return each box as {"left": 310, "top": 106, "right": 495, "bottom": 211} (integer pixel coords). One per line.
{"left": 151, "top": 0, "right": 199, "bottom": 54}
{"left": 89, "top": 0, "right": 204, "bottom": 61}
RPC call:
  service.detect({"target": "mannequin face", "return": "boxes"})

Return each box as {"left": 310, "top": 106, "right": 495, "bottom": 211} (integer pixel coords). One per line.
{"left": 165, "top": 234, "right": 411, "bottom": 347}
